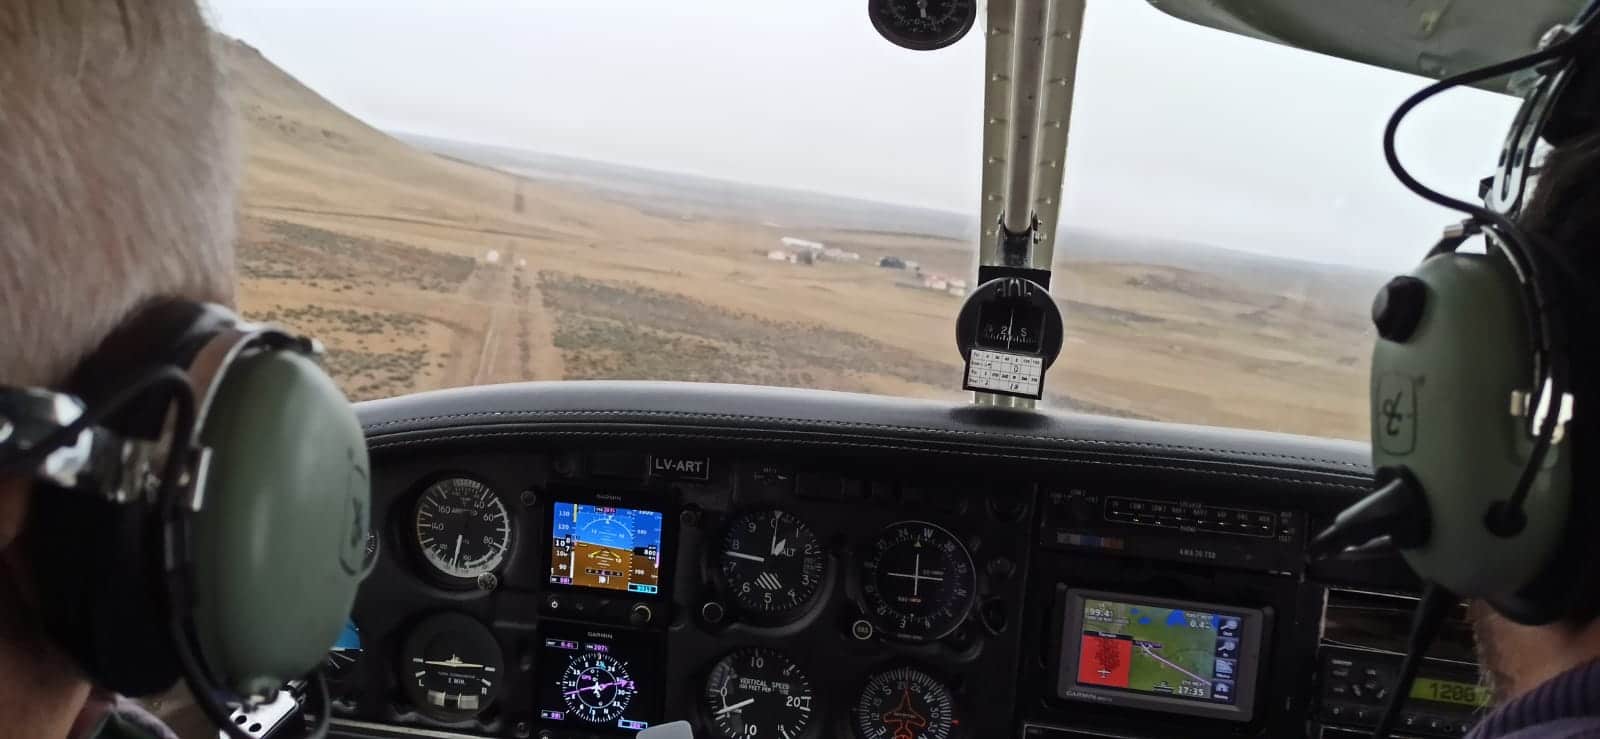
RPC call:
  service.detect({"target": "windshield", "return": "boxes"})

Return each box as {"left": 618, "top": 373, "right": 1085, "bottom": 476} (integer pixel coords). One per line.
{"left": 210, "top": 0, "right": 1516, "bottom": 441}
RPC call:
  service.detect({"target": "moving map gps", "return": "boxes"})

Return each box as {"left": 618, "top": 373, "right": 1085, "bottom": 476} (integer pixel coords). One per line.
{"left": 1056, "top": 590, "right": 1265, "bottom": 722}
{"left": 548, "top": 501, "right": 665, "bottom": 595}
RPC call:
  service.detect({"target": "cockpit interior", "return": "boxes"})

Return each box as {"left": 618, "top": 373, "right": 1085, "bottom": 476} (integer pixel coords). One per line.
{"left": 8, "top": 1, "right": 1599, "bottom": 739}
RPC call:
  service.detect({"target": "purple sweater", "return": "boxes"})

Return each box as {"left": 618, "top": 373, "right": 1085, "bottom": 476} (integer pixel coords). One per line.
{"left": 1466, "top": 660, "right": 1600, "bottom": 739}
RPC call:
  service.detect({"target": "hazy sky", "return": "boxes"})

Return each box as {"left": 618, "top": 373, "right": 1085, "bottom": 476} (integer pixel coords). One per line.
{"left": 205, "top": 0, "right": 1522, "bottom": 272}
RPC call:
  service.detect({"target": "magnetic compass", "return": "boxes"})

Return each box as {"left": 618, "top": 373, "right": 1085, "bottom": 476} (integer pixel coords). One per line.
{"left": 869, "top": 0, "right": 978, "bottom": 51}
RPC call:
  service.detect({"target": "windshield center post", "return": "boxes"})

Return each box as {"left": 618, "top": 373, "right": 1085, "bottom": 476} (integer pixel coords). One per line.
{"left": 969, "top": 0, "right": 1086, "bottom": 409}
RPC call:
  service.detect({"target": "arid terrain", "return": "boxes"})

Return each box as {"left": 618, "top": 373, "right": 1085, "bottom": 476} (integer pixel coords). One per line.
{"left": 227, "top": 37, "right": 1383, "bottom": 441}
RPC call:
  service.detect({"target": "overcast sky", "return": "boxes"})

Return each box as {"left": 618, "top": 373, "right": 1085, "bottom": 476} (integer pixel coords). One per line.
{"left": 205, "top": 0, "right": 1521, "bottom": 272}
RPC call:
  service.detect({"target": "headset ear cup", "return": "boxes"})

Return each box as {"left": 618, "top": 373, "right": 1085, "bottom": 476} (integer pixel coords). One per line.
{"left": 1372, "top": 253, "right": 1574, "bottom": 617}
{"left": 187, "top": 347, "right": 370, "bottom": 698}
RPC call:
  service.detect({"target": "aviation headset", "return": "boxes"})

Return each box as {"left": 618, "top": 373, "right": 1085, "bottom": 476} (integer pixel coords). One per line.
{"left": 0, "top": 300, "right": 372, "bottom": 739}
{"left": 1313, "top": 2, "right": 1600, "bottom": 734}
{"left": 1314, "top": 0, "right": 1600, "bottom": 623}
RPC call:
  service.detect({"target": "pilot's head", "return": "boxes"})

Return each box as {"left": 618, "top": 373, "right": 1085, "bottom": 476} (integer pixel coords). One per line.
{"left": 1471, "top": 128, "right": 1600, "bottom": 704}
{"left": 0, "top": 0, "right": 236, "bottom": 736}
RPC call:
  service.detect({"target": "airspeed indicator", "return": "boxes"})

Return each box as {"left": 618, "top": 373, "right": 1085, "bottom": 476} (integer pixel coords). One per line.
{"left": 413, "top": 477, "right": 513, "bottom": 585}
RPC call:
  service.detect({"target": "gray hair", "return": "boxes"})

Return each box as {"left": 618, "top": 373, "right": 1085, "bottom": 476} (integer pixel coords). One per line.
{"left": 0, "top": 0, "right": 239, "bottom": 388}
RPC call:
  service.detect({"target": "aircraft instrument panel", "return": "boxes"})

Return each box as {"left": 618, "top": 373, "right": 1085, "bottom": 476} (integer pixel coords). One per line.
{"left": 325, "top": 382, "right": 1472, "bottom": 739}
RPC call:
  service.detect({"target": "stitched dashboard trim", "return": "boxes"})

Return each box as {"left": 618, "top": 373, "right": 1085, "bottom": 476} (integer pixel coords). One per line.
{"left": 365, "top": 430, "right": 1369, "bottom": 492}
{"left": 362, "top": 409, "right": 1367, "bottom": 470}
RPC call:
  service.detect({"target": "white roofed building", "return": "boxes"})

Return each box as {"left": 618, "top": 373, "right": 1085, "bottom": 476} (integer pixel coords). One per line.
{"left": 780, "top": 236, "right": 824, "bottom": 251}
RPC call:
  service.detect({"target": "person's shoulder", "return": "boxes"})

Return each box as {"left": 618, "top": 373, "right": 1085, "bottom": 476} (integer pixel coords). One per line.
{"left": 1551, "top": 729, "right": 1600, "bottom": 739}
{"left": 1495, "top": 719, "right": 1600, "bottom": 739}
{"left": 78, "top": 693, "right": 179, "bottom": 739}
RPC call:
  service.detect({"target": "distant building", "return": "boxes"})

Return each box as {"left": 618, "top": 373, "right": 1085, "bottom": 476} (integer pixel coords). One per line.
{"left": 767, "top": 237, "right": 855, "bottom": 266}
{"left": 781, "top": 236, "right": 824, "bottom": 251}
{"left": 765, "top": 248, "right": 815, "bottom": 265}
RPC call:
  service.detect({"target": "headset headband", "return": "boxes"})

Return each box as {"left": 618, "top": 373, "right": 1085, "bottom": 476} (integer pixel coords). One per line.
{"left": 1490, "top": 2, "right": 1600, "bottom": 214}
{"left": 0, "top": 320, "right": 316, "bottom": 513}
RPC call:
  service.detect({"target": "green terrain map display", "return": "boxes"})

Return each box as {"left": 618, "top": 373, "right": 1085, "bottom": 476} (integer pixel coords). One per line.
{"left": 1078, "top": 598, "right": 1234, "bottom": 701}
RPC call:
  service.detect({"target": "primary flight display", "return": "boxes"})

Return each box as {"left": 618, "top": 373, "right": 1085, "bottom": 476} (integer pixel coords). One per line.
{"left": 548, "top": 501, "right": 665, "bottom": 595}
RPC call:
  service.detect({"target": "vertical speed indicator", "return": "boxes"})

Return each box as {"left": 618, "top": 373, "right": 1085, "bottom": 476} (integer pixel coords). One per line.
{"left": 413, "top": 477, "right": 513, "bottom": 585}
{"left": 701, "top": 648, "right": 817, "bottom": 739}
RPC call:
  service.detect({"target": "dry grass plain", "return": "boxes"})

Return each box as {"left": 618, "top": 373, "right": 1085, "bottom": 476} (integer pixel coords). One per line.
{"left": 227, "top": 37, "right": 1379, "bottom": 441}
